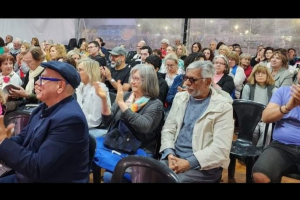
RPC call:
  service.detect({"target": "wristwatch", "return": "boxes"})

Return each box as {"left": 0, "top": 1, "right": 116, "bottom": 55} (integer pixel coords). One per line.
{"left": 110, "top": 78, "right": 116, "bottom": 83}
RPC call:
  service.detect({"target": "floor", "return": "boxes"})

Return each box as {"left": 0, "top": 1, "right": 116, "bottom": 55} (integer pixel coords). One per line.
{"left": 220, "top": 134, "right": 300, "bottom": 183}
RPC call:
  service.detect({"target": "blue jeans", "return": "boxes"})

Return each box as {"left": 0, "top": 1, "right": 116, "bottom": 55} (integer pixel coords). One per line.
{"left": 0, "top": 174, "right": 19, "bottom": 183}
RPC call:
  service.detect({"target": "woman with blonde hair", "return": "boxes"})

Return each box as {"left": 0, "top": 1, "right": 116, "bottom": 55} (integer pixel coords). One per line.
{"left": 176, "top": 44, "right": 188, "bottom": 61}
{"left": 76, "top": 58, "right": 111, "bottom": 137}
{"left": 49, "top": 44, "right": 67, "bottom": 61}
{"left": 218, "top": 44, "right": 230, "bottom": 57}
{"left": 241, "top": 64, "right": 276, "bottom": 147}
{"left": 67, "top": 49, "right": 86, "bottom": 67}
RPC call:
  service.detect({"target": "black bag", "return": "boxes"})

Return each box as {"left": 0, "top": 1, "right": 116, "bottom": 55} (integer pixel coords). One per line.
{"left": 103, "top": 119, "right": 141, "bottom": 154}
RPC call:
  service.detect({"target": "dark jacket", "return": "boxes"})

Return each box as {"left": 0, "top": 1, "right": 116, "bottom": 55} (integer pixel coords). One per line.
{"left": 0, "top": 96, "right": 89, "bottom": 183}
{"left": 217, "top": 74, "right": 235, "bottom": 95}
{"left": 157, "top": 72, "right": 168, "bottom": 104}
{"left": 166, "top": 74, "right": 183, "bottom": 105}
{"left": 102, "top": 92, "right": 164, "bottom": 154}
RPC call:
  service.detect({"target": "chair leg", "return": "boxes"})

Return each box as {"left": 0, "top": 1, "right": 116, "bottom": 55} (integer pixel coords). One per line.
{"left": 92, "top": 162, "right": 102, "bottom": 183}
{"left": 245, "top": 158, "right": 254, "bottom": 183}
{"left": 228, "top": 155, "right": 236, "bottom": 180}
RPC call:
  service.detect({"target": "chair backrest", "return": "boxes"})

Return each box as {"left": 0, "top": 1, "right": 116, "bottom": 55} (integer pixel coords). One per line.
{"left": 88, "top": 134, "right": 97, "bottom": 171}
{"left": 77, "top": 38, "right": 86, "bottom": 48}
{"left": 1, "top": 104, "right": 7, "bottom": 115}
{"left": 67, "top": 38, "right": 77, "bottom": 51}
{"left": 109, "top": 92, "right": 117, "bottom": 105}
{"left": 4, "top": 111, "right": 31, "bottom": 135}
{"left": 111, "top": 155, "right": 180, "bottom": 183}
{"left": 233, "top": 99, "right": 266, "bottom": 145}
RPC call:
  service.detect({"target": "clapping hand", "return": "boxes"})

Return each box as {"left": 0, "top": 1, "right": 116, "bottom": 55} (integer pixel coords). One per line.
{"left": 0, "top": 115, "right": 15, "bottom": 142}
{"left": 93, "top": 82, "right": 107, "bottom": 99}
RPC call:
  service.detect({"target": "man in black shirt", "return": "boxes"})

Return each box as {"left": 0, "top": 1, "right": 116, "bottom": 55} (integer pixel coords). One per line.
{"left": 100, "top": 46, "right": 131, "bottom": 93}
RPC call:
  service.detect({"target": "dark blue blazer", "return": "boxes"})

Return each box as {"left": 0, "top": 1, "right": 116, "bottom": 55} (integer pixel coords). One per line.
{"left": 0, "top": 96, "right": 89, "bottom": 183}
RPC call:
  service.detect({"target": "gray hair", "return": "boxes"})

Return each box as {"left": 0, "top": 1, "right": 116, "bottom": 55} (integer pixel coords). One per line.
{"left": 186, "top": 60, "right": 215, "bottom": 79}
{"left": 130, "top": 64, "right": 159, "bottom": 98}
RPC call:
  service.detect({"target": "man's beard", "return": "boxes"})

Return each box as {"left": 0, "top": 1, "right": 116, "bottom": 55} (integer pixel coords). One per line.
{"left": 110, "top": 60, "right": 122, "bottom": 68}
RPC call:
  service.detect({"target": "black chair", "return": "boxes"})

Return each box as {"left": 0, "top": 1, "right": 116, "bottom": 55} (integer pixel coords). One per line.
{"left": 66, "top": 38, "right": 77, "bottom": 52}
{"left": 111, "top": 155, "right": 180, "bottom": 183}
{"left": 77, "top": 38, "right": 86, "bottom": 48}
{"left": 1, "top": 104, "right": 7, "bottom": 115}
{"left": 126, "top": 50, "right": 137, "bottom": 64}
{"left": 228, "top": 99, "right": 269, "bottom": 183}
{"left": 4, "top": 110, "right": 31, "bottom": 136}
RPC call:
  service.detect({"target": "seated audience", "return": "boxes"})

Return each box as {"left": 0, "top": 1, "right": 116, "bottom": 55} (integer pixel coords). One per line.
{"left": 227, "top": 51, "right": 246, "bottom": 99}
{"left": 0, "top": 61, "right": 89, "bottom": 183}
{"left": 239, "top": 53, "right": 253, "bottom": 83}
{"left": 145, "top": 55, "right": 169, "bottom": 104}
{"left": 212, "top": 54, "right": 235, "bottom": 95}
{"left": 252, "top": 69, "right": 300, "bottom": 183}
{"left": 8, "top": 47, "right": 45, "bottom": 107}
{"left": 159, "top": 60, "right": 234, "bottom": 183}
{"left": 241, "top": 64, "right": 276, "bottom": 147}
{"left": 269, "top": 51, "right": 293, "bottom": 88}
{"left": 100, "top": 46, "right": 131, "bottom": 94}
{"left": 94, "top": 64, "right": 164, "bottom": 182}
{"left": 76, "top": 58, "right": 111, "bottom": 137}
{"left": 165, "top": 52, "right": 205, "bottom": 112}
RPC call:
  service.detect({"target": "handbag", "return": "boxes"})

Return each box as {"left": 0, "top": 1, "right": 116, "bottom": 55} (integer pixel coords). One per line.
{"left": 103, "top": 119, "right": 141, "bottom": 154}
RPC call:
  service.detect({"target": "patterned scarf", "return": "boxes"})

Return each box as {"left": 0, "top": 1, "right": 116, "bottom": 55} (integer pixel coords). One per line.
{"left": 126, "top": 93, "right": 150, "bottom": 113}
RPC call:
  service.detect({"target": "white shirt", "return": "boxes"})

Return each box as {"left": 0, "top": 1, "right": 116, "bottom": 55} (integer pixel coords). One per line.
{"left": 76, "top": 82, "right": 111, "bottom": 128}
{"left": 0, "top": 71, "right": 23, "bottom": 90}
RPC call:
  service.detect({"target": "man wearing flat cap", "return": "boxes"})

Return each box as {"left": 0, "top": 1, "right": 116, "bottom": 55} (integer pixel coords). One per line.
{"left": 0, "top": 61, "right": 90, "bottom": 183}
{"left": 100, "top": 46, "right": 131, "bottom": 94}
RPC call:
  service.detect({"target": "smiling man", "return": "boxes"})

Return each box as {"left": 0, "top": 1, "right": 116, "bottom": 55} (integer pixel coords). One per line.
{"left": 159, "top": 60, "right": 234, "bottom": 183}
{"left": 0, "top": 61, "right": 89, "bottom": 183}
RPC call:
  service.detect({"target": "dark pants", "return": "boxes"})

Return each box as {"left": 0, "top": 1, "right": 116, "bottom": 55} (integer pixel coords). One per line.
{"left": 252, "top": 140, "right": 300, "bottom": 182}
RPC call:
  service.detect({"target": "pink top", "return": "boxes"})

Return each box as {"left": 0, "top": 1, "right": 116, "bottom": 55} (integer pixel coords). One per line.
{"left": 214, "top": 73, "right": 224, "bottom": 84}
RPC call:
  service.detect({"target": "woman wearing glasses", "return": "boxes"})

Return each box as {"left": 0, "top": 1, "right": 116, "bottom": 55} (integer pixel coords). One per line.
{"left": 241, "top": 64, "right": 276, "bottom": 147}
{"left": 94, "top": 64, "right": 164, "bottom": 182}
{"left": 211, "top": 55, "right": 235, "bottom": 95}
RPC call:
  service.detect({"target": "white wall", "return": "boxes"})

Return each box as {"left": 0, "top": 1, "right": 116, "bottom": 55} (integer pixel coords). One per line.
{"left": 0, "top": 18, "right": 78, "bottom": 45}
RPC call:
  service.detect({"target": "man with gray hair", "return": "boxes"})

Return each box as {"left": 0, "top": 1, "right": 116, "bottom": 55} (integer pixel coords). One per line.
{"left": 159, "top": 60, "right": 234, "bottom": 183}
{"left": 10, "top": 38, "right": 22, "bottom": 59}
